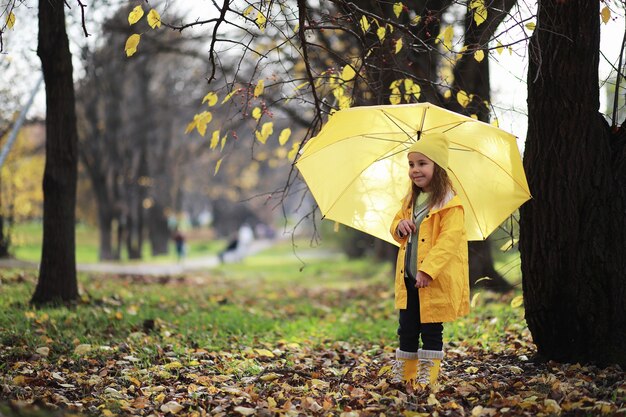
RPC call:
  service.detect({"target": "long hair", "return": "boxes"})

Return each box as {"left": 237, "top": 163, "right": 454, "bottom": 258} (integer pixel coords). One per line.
{"left": 402, "top": 164, "right": 455, "bottom": 211}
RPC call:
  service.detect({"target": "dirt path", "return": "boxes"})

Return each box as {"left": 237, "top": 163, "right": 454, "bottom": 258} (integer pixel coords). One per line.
{"left": 0, "top": 239, "right": 276, "bottom": 276}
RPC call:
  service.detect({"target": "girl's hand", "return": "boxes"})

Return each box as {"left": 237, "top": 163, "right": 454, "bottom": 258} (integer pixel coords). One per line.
{"left": 396, "top": 219, "right": 416, "bottom": 238}
{"left": 414, "top": 271, "right": 433, "bottom": 288}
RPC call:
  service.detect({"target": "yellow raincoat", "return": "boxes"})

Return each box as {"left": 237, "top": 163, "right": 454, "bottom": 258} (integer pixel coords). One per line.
{"left": 390, "top": 192, "right": 470, "bottom": 323}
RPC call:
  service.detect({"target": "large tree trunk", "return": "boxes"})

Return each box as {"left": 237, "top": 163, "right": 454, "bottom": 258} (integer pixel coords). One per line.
{"left": 521, "top": 0, "right": 626, "bottom": 366}
{"left": 31, "top": 0, "right": 79, "bottom": 305}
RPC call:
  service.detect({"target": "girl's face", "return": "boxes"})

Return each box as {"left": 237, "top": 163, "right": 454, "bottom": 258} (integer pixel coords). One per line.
{"left": 408, "top": 152, "right": 435, "bottom": 191}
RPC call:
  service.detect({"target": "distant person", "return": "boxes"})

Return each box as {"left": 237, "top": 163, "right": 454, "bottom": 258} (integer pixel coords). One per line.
{"left": 218, "top": 223, "right": 255, "bottom": 263}
{"left": 173, "top": 229, "right": 186, "bottom": 263}
{"left": 235, "top": 222, "right": 254, "bottom": 259}
{"left": 218, "top": 232, "right": 238, "bottom": 264}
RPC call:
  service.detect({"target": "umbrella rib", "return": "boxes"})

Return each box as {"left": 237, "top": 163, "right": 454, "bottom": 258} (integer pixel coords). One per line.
{"left": 380, "top": 109, "right": 421, "bottom": 138}
{"left": 447, "top": 138, "right": 530, "bottom": 193}
{"left": 446, "top": 167, "right": 486, "bottom": 240}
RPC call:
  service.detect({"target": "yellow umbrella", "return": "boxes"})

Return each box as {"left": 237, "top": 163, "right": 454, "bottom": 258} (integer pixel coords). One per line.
{"left": 295, "top": 102, "right": 531, "bottom": 245}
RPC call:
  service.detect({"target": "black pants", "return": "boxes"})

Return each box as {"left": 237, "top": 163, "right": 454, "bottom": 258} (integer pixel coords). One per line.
{"left": 398, "top": 276, "right": 443, "bottom": 352}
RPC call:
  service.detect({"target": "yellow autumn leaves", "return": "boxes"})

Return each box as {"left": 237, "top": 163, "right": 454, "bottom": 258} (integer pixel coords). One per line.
{"left": 124, "top": 4, "right": 162, "bottom": 57}
{"left": 5, "top": 11, "right": 15, "bottom": 29}
{"left": 185, "top": 82, "right": 297, "bottom": 175}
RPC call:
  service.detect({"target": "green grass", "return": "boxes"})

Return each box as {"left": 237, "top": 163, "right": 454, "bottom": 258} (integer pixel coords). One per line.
{"left": 0, "top": 240, "right": 526, "bottom": 368}
{"left": 7, "top": 221, "right": 224, "bottom": 264}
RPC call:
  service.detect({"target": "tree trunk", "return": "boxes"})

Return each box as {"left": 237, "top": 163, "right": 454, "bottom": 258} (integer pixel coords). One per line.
{"left": 521, "top": 0, "right": 626, "bottom": 366}
{"left": 469, "top": 240, "right": 512, "bottom": 291}
{"left": 97, "top": 205, "right": 116, "bottom": 260}
{"left": 0, "top": 215, "right": 9, "bottom": 258}
{"left": 148, "top": 203, "right": 170, "bottom": 256}
{"left": 0, "top": 177, "right": 9, "bottom": 258}
{"left": 31, "top": 0, "right": 79, "bottom": 305}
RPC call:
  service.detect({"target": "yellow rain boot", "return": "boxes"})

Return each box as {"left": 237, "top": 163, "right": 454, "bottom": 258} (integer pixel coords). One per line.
{"left": 415, "top": 349, "right": 444, "bottom": 390}
{"left": 390, "top": 349, "right": 419, "bottom": 384}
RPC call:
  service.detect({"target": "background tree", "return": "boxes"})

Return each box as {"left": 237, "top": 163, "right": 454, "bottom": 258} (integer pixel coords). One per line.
{"left": 521, "top": 0, "right": 626, "bottom": 365}
{"left": 30, "top": 0, "right": 80, "bottom": 305}
{"left": 76, "top": 6, "right": 211, "bottom": 260}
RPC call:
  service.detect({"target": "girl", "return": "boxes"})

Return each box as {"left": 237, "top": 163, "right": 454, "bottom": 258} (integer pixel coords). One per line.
{"left": 389, "top": 132, "right": 470, "bottom": 390}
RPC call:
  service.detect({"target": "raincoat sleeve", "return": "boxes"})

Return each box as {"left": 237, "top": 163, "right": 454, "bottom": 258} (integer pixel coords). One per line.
{"left": 390, "top": 207, "right": 408, "bottom": 244}
{"left": 419, "top": 205, "right": 465, "bottom": 280}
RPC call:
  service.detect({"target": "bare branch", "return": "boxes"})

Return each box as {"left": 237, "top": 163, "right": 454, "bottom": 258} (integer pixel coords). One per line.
{"left": 297, "top": 0, "right": 323, "bottom": 123}
{"left": 207, "top": 0, "right": 231, "bottom": 83}
{"left": 76, "top": 0, "right": 90, "bottom": 37}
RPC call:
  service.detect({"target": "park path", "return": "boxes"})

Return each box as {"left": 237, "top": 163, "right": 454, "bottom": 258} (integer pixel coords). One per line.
{"left": 0, "top": 239, "right": 276, "bottom": 276}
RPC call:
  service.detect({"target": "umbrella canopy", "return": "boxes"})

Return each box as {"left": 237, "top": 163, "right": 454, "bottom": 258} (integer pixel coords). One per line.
{"left": 295, "top": 102, "right": 531, "bottom": 245}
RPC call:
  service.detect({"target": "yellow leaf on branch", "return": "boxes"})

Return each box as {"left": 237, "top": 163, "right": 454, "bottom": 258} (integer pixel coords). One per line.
{"left": 255, "top": 122, "right": 273, "bottom": 144}
{"left": 202, "top": 91, "right": 218, "bottom": 106}
{"left": 525, "top": 22, "right": 536, "bottom": 31}
{"left": 147, "top": 9, "right": 161, "bottom": 29}
{"left": 128, "top": 5, "right": 144, "bottom": 25}
{"left": 254, "top": 80, "right": 265, "bottom": 97}
{"left": 256, "top": 11, "right": 267, "bottom": 31}
{"left": 288, "top": 142, "right": 301, "bottom": 161}
{"left": 252, "top": 107, "right": 262, "bottom": 121}
{"left": 214, "top": 158, "right": 223, "bottom": 176}
{"left": 470, "top": 0, "right": 487, "bottom": 26}
{"left": 359, "top": 15, "right": 370, "bottom": 33}
{"left": 196, "top": 112, "right": 213, "bottom": 136}
{"left": 456, "top": 90, "right": 471, "bottom": 108}
{"left": 495, "top": 41, "right": 504, "bottom": 55}
{"left": 389, "top": 87, "right": 401, "bottom": 105}
{"left": 341, "top": 64, "right": 356, "bottom": 82}
{"left": 6, "top": 12, "right": 15, "bottom": 30}
{"left": 406, "top": 79, "right": 420, "bottom": 100}
{"left": 222, "top": 89, "right": 238, "bottom": 104}
{"left": 210, "top": 131, "right": 220, "bottom": 149}
{"left": 395, "top": 37, "right": 403, "bottom": 54}
{"left": 474, "top": 50, "right": 485, "bottom": 62}
{"left": 243, "top": 5, "right": 254, "bottom": 17}
{"left": 393, "top": 2, "right": 404, "bottom": 18}
{"left": 125, "top": 34, "right": 141, "bottom": 57}
{"left": 185, "top": 111, "right": 212, "bottom": 136}
{"left": 278, "top": 128, "right": 291, "bottom": 145}
{"left": 601, "top": 6, "right": 611, "bottom": 24}
{"left": 377, "top": 26, "right": 386, "bottom": 41}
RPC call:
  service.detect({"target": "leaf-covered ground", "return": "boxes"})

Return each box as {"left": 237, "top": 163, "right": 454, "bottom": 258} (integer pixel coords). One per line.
{"left": 1, "top": 261, "right": 625, "bottom": 417}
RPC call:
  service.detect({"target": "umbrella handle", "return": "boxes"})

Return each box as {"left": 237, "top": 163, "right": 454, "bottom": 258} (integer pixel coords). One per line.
{"left": 405, "top": 233, "right": 416, "bottom": 282}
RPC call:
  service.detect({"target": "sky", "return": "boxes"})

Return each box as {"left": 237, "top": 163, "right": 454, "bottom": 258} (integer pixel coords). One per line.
{"left": 1, "top": 1, "right": 625, "bottom": 151}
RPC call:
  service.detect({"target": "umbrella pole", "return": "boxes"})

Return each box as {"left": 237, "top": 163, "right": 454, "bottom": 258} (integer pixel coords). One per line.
{"left": 405, "top": 233, "right": 416, "bottom": 281}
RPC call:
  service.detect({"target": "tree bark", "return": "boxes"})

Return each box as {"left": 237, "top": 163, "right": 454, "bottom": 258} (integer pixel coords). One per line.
{"left": 148, "top": 203, "right": 170, "bottom": 256}
{"left": 31, "top": 0, "right": 79, "bottom": 305}
{"left": 521, "top": 0, "right": 626, "bottom": 366}
{"left": 0, "top": 177, "right": 9, "bottom": 258}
